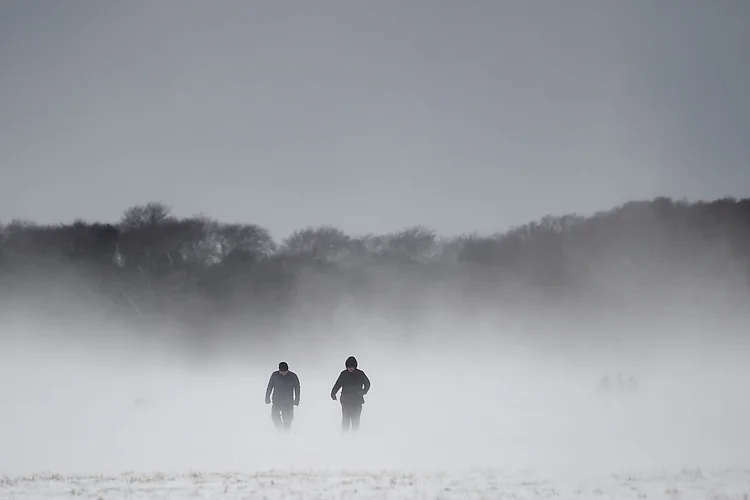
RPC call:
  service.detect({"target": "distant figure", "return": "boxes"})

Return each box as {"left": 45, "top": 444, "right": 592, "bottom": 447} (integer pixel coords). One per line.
{"left": 627, "top": 374, "right": 639, "bottom": 392}
{"left": 616, "top": 372, "right": 626, "bottom": 394}
{"left": 265, "top": 361, "right": 300, "bottom": 432}
{"left": 330, "top": 356, "right": 371, "bottom": 432}
{"left": 598, "top": 375, "right": 611, "bottom": 395}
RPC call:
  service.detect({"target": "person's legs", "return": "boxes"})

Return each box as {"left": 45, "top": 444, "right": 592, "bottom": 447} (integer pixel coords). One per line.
{"left": 281, "top": 404, "right": 294, "bottom": 432}
{"left": 350, "top": 403, "right": 363, "bottom": 431}
{"left": 271, "top": 403, "right": 284, "bottom": 431}
{"left": 341, "top": 403, "right": 352, "bottom": 431}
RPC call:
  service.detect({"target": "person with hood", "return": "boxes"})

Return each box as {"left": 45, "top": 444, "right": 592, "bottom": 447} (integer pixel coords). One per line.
{"left": 330, "top": 356, "right": 370, "bottom": 431}
{"left": 265, "top": 361, "right": 300, "bottom": 432}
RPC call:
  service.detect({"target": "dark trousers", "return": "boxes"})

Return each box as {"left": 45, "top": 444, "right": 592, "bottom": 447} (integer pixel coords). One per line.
{"left": 341, "top": 402, "right": 363, "bottom": 431}
{"left": 271, "top": 402, "right": 294, "bottom": 432}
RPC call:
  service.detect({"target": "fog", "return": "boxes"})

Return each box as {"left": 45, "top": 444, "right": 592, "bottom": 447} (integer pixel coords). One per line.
{"left": 2, "top": 311, "right": 749, "bottom": 480}
{"left": 2, "top": 0, "right": 749, "bottom": 486}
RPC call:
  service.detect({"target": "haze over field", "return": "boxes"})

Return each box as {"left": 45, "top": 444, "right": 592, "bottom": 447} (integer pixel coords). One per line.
{"left": 2, "top": 197, "right": 750, "bottom": 487}
{"left": 2, "top": 0, "right": 750, "bottom": 497}
{"left": 2, "top": 301, "right": 749, "bottom": 480}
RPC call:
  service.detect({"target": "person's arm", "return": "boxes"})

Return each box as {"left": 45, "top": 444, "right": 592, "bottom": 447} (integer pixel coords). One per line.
{"left": 265, "top": 373, "right": 274, "bottom": 403}
{"left": 330, "top": 373, "right": 343, "bottom": 400}
{"left": 294, "top": 374, "right": 301, "bottom": 405}
{"left": 361, "top": 371, "right": 371, "bottom": 395}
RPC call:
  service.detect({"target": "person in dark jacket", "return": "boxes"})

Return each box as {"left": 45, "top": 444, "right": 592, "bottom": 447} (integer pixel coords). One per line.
{"left": 265, "top": 361, "right": 300, "bottom": 432}
{"left": 330, "top": 356, "right": 370, "bottom": 431}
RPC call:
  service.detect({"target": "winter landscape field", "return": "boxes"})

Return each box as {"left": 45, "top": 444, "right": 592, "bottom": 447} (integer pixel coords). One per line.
{"left": 3, "top": 468, "right": 750, "bottom": 499}
{"left": 3, "top": 1, "right": 750, "bottom": 497}
{"left": 2, "top": 324, "right": 749, "bottom": 499}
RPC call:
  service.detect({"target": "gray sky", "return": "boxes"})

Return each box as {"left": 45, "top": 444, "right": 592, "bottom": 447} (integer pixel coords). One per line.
{"left": 1, "top": 0, "right": 749, "bottom": 240}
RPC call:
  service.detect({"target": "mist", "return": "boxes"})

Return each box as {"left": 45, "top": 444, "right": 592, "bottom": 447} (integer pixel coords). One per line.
{"left": 2, "top": 304, "right": 748, "bottom": 481}
{"left": 2, "top": 1, "right": 749, "bottom": 495}
{"left": 3, "top": 198, "right": 750, "bottom": 485}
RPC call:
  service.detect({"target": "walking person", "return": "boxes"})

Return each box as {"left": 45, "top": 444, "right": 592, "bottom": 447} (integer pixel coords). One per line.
{"left": 330, "top": 356, "right": 370, "bottom": 432}
{"left": 265, "top": 361, "right": 300, "bottom": 432}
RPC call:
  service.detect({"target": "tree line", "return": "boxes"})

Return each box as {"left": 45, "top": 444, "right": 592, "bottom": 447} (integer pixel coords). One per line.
{"left": 1, "top": 197, "right": 749, "bottom": 338}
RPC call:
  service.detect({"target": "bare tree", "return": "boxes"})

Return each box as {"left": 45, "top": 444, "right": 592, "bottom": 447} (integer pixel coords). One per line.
{"left": 281, "top": 226, "right": 351, "bottom": 262}
{"left": 120, "top": 202, "right": 175, "bottom": 230}
{"left": 382, "top": 225, "right": 438, "bottom": 263}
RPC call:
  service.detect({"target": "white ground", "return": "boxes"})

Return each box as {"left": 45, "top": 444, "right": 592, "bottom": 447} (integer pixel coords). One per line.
{"left": 1, "top": 468, "right": 749, "bottom": 499}
{"left": 2, "top": 332, "right": 749, "bottom": 499}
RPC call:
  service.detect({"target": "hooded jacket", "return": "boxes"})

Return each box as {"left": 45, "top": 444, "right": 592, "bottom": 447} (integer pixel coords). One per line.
{"left": 330, "top": 356, "right": 371, "bottom": 405}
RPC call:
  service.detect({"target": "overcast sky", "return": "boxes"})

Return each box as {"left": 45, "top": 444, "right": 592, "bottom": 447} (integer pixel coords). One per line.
{"left": 1, "top": 0, "right": 748, "bottom": 239}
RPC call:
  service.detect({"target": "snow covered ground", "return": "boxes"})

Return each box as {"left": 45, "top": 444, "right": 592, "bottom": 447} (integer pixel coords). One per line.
{"left": 2, "top": 333, "right": 749, "bottom": 499}
{"left": 1, "top": 468, "right": 749, "bottom": 499}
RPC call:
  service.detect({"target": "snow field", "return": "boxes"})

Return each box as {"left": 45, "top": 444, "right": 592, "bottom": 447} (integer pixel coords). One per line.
{"left": 1, "top": 468, "right": 749, "bottom": 499}
{"left": 2, "top": 335, "right": 750, "bottom": 499}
